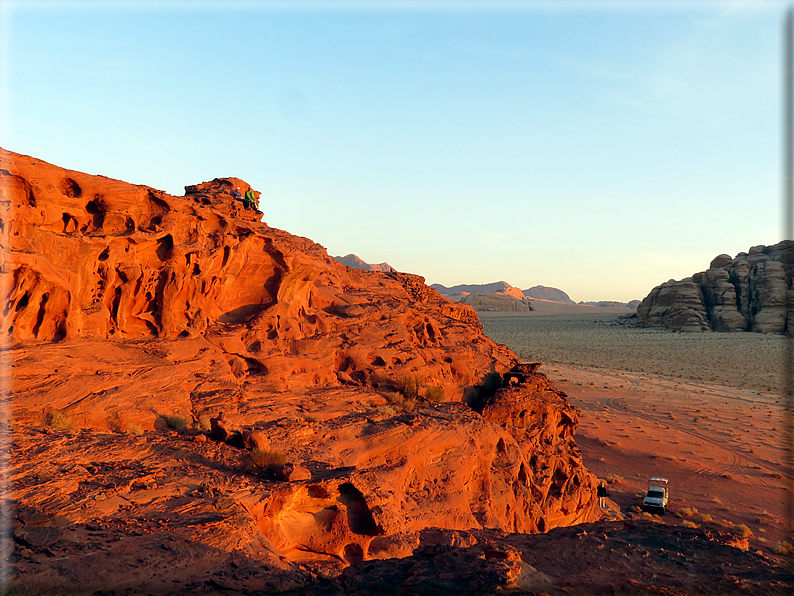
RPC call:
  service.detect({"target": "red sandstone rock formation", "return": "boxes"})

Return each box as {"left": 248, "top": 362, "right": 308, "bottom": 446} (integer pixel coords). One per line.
{"left": 1, "top": 148, "right": 609, "bottom": 593}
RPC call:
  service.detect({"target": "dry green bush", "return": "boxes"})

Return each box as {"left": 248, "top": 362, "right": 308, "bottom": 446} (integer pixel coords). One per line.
{"left": 44, "top": 410, "right": 72, "bottom": 429}
{"left": 424, "top": 385, "right": 445, "bottom": 403}
{"left": 627, "top": 505, "right": 642, "bottom": 513}
{"left": 732, "top": 524, "right": 753, "bottom": 538}
{"left": 677, "top": 507, "right": 697, "bottom": 518}
{"left": 694, "top": 513, "right": 713, "bottom": 523}
{"left": 604, "top": 474, "right": 623, "bottom": 484}
{"left": 396, "top": 375, "right": 425, "bottom": 400}
{"left": 249, "top": 449, "right": 287, "bottom": 476}
{"left": 772, "top": 540, "right": 794, "bottom": 555}
{"left": 126, "top": 424, "right": 144, "bottom": 436}
{"left": 165, "top": 415, "right": 188, "bottom": 433}
{"left": 195, "top": 416, "right": 212, "bottom": 432}
{"left": 682, "top": 520, "right": 698, "bottom": 528}
{"left": 385, "top": 391, "right": 416, "bottom": 412}
{"left": 303, "top": 413, "right": 320, "bottom": 424}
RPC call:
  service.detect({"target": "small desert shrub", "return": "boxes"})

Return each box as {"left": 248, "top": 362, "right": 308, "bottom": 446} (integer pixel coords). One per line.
{"left": 126, "top": 424, "right": 144, "bottom": 436}
{"left": 385, "top": 391, "right": 416, "bottom": 412}
{"left": 249, "top": 449, "right": 287, "bottom": 476}
{"left": 627, "top": 505, "right": 642, "bottom": 513}
{"left": 195, "top": 416, "right": 212, "bottom": 432}
{"left": 604, "top": 474, "right": 623, "bottom": 485}
{"left": 694, "top": 513, "right": 713, "bottom": 523}
{"left": 424, "top": 385, "right": 445, "bottom": 403}
{"left": 303, "top": 413, "right": 320, "bottom": 424}
{"left": 44, "top": 410, "right": 72, "bottom": 429}
{"left": 772, "top": 541, "right": 794, "bottom": 555}
{"left": 165, "top": 415, "right": 188, "bottom": 433}
{"left": 396, "top": 375, "right": 425, "bottom": 400}
{"left": 678, "top": 507, "right": 697, "bottom": 518}
{"left": 732, "top": 524, "right": 753, "bottom": 538}
{"left": 682, "top": 520, "right": 698, "bottom": 528}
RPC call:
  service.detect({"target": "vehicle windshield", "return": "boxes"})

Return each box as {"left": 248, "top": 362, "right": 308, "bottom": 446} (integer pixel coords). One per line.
{"left": 646, "top": 489, "right": 665, "bottom": 498}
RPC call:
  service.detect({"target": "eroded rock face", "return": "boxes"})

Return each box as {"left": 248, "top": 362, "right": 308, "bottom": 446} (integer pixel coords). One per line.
{"left": 0, "top": 148, "right": 515, "bottom": 411}
{"left": 636, "top": 240, "right": 794, "bottom": 334}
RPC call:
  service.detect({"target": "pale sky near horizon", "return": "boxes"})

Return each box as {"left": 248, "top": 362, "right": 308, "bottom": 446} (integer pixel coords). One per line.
{"left": 0, "top": 0, "right": 785, "bottom": 302}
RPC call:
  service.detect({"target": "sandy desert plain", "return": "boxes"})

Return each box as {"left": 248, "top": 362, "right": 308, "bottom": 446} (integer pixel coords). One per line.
{"left": 479, "top": 305, "right": 793, "bottom": 560}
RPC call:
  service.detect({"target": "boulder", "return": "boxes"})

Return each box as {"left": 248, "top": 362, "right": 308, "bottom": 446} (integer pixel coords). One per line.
{"left": 242, "top": 430, "right": 270, "bottom": 451}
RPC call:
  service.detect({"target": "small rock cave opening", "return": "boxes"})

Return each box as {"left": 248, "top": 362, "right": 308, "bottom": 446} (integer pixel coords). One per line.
{"left": 155, "top": 234, "right": 174, "bottom": 261}
{"left": 463, "top": 371, "right": 504, "bottom": 414}
{"left": 60, "top": 177, "right": 82, "bottom": 198}
{"left": 85, "top": 199, "right": 106, "bottom": 230}
{"left": 337, "top": 483, "right": 383, "bottom": 537}
{"left": 343, "top": 543, "right": 364, "bottom": 564}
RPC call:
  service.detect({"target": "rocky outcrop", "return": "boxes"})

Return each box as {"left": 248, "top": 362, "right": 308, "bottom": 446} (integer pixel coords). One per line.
{"left": 0, "top": 148, "right": 516, "bottom": 409}
{"left": 636, "top": 241, "right": 794, "bottom": 333}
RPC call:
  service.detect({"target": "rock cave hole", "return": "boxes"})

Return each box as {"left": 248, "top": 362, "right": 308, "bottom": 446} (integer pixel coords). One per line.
{"left": 222, "top": 246, "right": 231, "bottom": 268}
{"left": 337, "top": 483, "right": 382, "bottom": 536}
{"left": 125, "top": 217, "right": 135, "bottom": 233}
{"left": 98, "top": 248, "right": 110, "bottom": 262}
{"left": 192, "top": 263, "right": 201, "bottom": 276}
{"left": 308, "top": 485, "right": 330, "bottom": 499}
{"left": 370, "top": 356, "right": 386, "bottom": 367}
{"left": 343, "top": 543, "right": 364, "bottom": 565}
{"left": 60, "top": 177, "right": 82, "bottom": 198}
{"left": 111, "top": 286, "right": 122, "bottom": 319}
{"left": 85, "top": 199, "right": 106, "bottom": 230}
{"left": 147, "top": 190, "right": 170, "bottom": 211}
{"left": 496, "top": 438, "right": 506, "bottom": 454}
{"left": 61, "top": 213, "right": 78, "bottom": 234}
{"left": 155, "top": 234, "right": 174, "bottom": 261}
{"left": 247, "top": 340, "right": 262, "bottom": 353}
{"left": 148, "top": 215, "right": 163, "bottom": 230}
{"left": 14, "top": 292, "right": 29, "bottom": 312}
{"left": 31, "top": 293, "right": 49, "bottom": 338}
{"left": 517, "top": 463, "right": 529, "bottom": 487}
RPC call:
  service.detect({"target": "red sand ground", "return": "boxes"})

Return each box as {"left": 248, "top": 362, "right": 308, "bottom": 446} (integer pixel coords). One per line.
{"left": 546, "top": 363, "right": 790, "bottom": 560}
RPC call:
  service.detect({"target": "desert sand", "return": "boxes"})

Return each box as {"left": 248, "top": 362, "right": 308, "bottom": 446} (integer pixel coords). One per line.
{"left": 480, "top": 312, "right": 791, "bottom": 559}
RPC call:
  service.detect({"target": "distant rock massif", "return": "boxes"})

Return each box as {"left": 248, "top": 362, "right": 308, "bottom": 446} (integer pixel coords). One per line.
{"left": 333, "top": 253, "right": 396, "bottom": 273}
{"left": 636, "top": 242, "right": 794, "bottom": 334}
{"left": 431, "top": 282, "right": 636, "bottom": 312}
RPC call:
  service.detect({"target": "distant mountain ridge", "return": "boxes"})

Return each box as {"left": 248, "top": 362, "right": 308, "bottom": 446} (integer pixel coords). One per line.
{"left": 524, "top": 285, "right": 575, "bottom": 304}
{"left": 333, "top": 253, "right": 396, "bottom": 273}
{"left": 432, "top": 281, "right": 638, "bottom": 312}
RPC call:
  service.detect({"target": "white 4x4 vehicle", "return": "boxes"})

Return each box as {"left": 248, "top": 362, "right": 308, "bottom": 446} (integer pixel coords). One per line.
{"left": 642, "top": 477, "right": 669, "bottom": 513}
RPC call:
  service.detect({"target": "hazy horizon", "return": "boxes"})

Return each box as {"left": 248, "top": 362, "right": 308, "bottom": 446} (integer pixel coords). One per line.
{"left": 1, "top": 0, "right": 784, "bottom": 302}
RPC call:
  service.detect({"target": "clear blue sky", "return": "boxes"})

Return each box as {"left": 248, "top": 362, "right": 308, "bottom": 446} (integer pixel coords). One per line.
{"left": 0, "top": 0, "right": 784, "bottom": 302}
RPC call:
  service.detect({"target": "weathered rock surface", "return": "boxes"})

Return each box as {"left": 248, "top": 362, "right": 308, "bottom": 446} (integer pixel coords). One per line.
{"left": 1, "top": 148, "right": 516, "bottom": 428}
{"left": 636, "top": 240, "right": 794, "bottom": 334}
